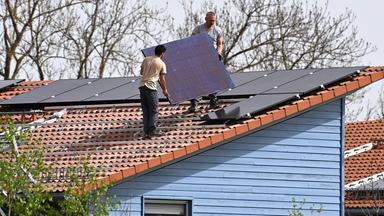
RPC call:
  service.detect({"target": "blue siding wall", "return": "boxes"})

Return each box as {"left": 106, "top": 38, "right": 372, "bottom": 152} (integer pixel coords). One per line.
{"left": 109, "top": 100, "right": 344, "bottom": 216}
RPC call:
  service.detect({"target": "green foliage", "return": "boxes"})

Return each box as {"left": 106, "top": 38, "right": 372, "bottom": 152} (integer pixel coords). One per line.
{"left": 0, "top": 117, "right": 30, "bottom": 150}
{"left": 0, "top": 118, "right": 118, "bottom": 215}
{"left": 59, "top": 161, "right": 120, "bottom": 216}
{"left": 0, "top": 119, "right": 55, "bottom": 215}
{"left": 288, "top": 197, "right": 323, "bottom": 216}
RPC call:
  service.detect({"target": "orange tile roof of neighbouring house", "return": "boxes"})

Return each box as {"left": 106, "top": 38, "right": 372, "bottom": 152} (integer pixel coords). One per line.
{"left": 345, "top": 119, "right": 384, "bottom": 209}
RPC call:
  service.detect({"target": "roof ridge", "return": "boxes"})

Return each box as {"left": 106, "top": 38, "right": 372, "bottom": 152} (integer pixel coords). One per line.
{"left": 345, "top": 170, "right": 384, "bottom": 191}
{"left": 345, "top": 142, "right": 375, "bottom": 159}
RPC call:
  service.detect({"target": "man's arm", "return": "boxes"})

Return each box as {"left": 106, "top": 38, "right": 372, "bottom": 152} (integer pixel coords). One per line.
{"left": 140, "top": 59, "right": 145, "bottom": 75}
{"left": 159, "top": 73, "right": 168, "bottom": 97}
{"left": 191, "top": 26, "right": 199, "bottom": 36}
{"left": 216, "top": 35, "right": 223, "bottom": 55}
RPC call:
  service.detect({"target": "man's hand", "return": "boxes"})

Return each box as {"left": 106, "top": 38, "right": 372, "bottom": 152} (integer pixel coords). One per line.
{"left": 163, "top": 89, "right": 169, "bottom": 97}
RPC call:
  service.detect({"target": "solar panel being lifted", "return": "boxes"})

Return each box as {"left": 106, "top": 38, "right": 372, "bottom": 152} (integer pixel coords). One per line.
{"left": 142, "top": 33, "right": 234, "bottom": 104}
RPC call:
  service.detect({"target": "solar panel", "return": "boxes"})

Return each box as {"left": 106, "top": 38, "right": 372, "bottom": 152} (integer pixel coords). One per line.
{"left": 0, "top": 79, "right": 97, "bottom": 105}
{"left": 205, "top": 66, "right": 367, "bottom": 120}
{"left": 264, "top": 66, "right": 367, "bottom": 94}
{"left": 84, "top": 77, "right": 141, "bottom": 102}
{"left": 202, "top": 93, "right": 297, "bottom": 120}
{"left": 142, "top": 33, "right": 235, "bottom": 104}
{"left": 221, "top": 69, "right": 319, "bottom": 96}
{"left": 230, "top": 71, "right": 273, "bottom": 86}
{"left": 0, "top": 80, "right": 24, "bottom": 90}
{"left": 43, "top": 77, "right": 136, "bottom": 103}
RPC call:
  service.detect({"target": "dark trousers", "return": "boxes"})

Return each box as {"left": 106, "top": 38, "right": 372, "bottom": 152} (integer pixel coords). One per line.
{"left": 190, "top": 93, "right": 217, "bottom": 108}
{"left": 190, "top": 54, "right": 221, "bottom": 108}
{"left": 139, "top": 86, "right": 159, "bottom": 135}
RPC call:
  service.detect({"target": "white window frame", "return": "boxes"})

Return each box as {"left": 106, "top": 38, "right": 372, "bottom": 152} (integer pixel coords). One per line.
{"left": 143, "top": 197, "right": 192, "bottom": 216}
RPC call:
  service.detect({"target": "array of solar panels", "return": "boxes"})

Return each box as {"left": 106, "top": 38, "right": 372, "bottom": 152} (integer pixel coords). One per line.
{"left": 202, "top": 66, "right": 367, "bottom": 120}
{"left": 142, "top": 33, "right": 234, "bottom": 104}
{"left": 0, "top": 77, "right": 144, "bottom": 106}
{"left": 0, "top": 66, "right": 367, "bottom": 120}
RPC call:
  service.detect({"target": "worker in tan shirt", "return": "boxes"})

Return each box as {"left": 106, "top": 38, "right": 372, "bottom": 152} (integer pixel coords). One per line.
{"left": 139, "top": 45, "right": 168, "bottom": 139}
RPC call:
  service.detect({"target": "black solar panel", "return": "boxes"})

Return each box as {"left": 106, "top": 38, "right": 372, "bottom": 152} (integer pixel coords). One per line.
{"left": 43, "top": 77, "right": 136, "bottom": 103}
{"left": 142, "top": 33, "right": 235, "bottom": 104}
{"left": 264, "top": 66, "right": 367, "bottom": 94}
{"left": 205, "top": 66, "right": 367, "bottom": 120}
{"left": 0, "top": 80, "right": 24, "bottom": 90}
{"left": 0, "top": 65, "right": 366, "bottom": 115}
{"left": 84, "top": 77, "right": 141, "bottom": 101}
{"left": 202, "top": 93, "right": 297, "bottom": 120}
{"left": 0, "top": 79, "right": 98, "bottom": 105}
{"left": 221, "top": 69, "right": 318, "bottom": 96}
{"left": 230, "top": 71, "right": 272, "bottom": 86}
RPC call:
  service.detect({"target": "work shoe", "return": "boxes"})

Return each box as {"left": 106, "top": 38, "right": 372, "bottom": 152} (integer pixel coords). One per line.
{"left": 209, "top": 99, "right": 220, "bottom": 109}
{"left": 187, "top": 106, "right": 196, "bottom": 113}
{"left": 143, "top": 134, "right": 152, "bottom": 140}
{"left": 149, "top": 130, "right": 165, "bottom": 137}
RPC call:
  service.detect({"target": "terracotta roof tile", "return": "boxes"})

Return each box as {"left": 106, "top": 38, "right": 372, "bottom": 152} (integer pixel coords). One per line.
{"left": 0, "top": 66, "right": 382, "bottom": 194}
{"left": 345, "top": 119, "right": 384, "bottom": 208}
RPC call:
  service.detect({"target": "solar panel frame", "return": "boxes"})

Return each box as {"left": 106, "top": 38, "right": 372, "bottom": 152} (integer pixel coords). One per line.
{"left": 142, "top": 33, "right": 235, "bottom": 104}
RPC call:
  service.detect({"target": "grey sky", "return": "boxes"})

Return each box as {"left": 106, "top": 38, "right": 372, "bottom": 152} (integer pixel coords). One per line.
{"left": 324, "top": 1, "right": 383, "bottom": 120}
{"left": 326, "top": 0, "right": 383, "bottom": 66}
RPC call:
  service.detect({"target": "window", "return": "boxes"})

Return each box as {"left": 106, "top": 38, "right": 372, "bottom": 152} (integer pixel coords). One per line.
{"left": 144, "top": 199, "right": 191, "bottom": 216}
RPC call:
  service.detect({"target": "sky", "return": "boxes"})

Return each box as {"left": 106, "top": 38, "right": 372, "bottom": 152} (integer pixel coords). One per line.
{"left": 153, "top": 0, "right": 383, "bottom": 66}
{"left": 323, "top": 1, "right": 383, "bottom": 120}
{"left": 151, "top": 0, "right": 383, "bottom": 121}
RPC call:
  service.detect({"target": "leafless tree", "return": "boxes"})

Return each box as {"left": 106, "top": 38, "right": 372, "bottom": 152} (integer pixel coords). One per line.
{"left": 346, "top": 81, "right": 384, "bottom": 122}
{"left": 56, "top": 0, "right": 171, "bottom": 79}
{"left": 374, "top": 84, "right": 384, "bottom": 120}
{"left": 0, "top": 0, "right": 89, "bottom": 80}
{"left": 345, "top": 88, "right": 368, "bottom": 122}
{"left": 0, "top": 0, "right": 171, "bottom": 80}
{"left": 175, "top": 0, "right": 375, "bottom": 72}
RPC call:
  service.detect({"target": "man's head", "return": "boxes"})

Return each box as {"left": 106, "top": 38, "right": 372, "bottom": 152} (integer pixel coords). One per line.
{"left": 204, "top": 11, "right": 216, "bottom": 28}
{"left": 154, "top": 45, "right": 166, "bottom": 58}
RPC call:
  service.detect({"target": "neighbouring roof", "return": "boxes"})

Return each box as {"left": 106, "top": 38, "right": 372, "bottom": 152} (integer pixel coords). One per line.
{"left": 345, "top": 119, "right": 384, "bottom": 209}
{"left": 0, "top": 66, "right": 383, "bottom": 193}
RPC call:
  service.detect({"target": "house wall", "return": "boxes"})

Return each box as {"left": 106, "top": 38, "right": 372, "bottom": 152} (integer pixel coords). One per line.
{"left": 109, "top": 100, "right": 344, "bottom": 216}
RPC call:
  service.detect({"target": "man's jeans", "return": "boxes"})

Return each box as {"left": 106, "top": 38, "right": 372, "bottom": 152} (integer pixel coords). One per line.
{"left": 190, "top": 93, "right": 217, "bottom": 108}
{"left": 139, "top": 86, "right": 159, "bottom": 135}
